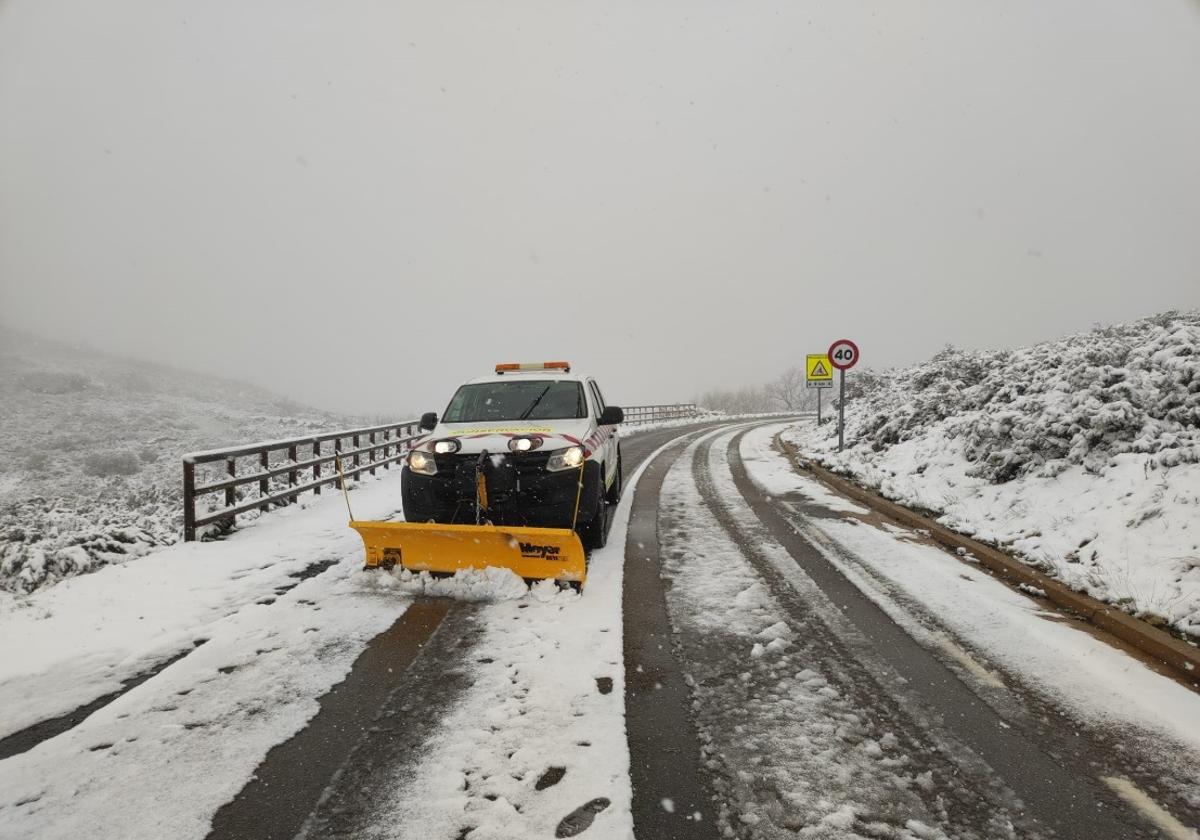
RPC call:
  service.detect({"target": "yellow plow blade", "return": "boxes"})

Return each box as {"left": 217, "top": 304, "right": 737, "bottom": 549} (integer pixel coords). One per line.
{"left": 349, "top": 520, "right": 587, "bottom": 587}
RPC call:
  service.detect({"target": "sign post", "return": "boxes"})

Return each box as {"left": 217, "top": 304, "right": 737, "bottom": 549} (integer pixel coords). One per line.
{"left": 805, "top": 354, "right": 833, "bottom": 425}
{"left": 827, "top": 339, "right": 860, "bottom": 452}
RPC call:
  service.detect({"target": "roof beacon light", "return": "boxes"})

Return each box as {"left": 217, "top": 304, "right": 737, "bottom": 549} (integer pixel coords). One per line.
{"left": 495, "top": 361, "right": 571, "bottom": 374}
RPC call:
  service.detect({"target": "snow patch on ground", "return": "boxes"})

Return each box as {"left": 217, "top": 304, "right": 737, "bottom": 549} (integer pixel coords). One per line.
{"left": 0, "top": 546, "right": 409, "bottom": 840}
{"left": 0, "top": 468, "right": 406, "bottom": 742}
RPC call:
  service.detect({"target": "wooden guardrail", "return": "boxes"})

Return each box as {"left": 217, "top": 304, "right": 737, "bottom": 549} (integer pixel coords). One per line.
{"left": 181, "top": 404, "right": 704, "bottom": 540}
{"left": 182, "top": 421, "right": 423, "bottom": 541}
{"left": 622, "top": 404, "right": 702, "bottom": 424}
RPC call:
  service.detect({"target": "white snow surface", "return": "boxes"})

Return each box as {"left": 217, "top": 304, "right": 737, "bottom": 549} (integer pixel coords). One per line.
{"left": 789, "top": 312, "right": 1200, "bottom": 638}
{"left": 738, "top": 423, "right": 1200, "bottom": 761}
{"left": 0, "top": 470, "right": 416, "bottom": 839}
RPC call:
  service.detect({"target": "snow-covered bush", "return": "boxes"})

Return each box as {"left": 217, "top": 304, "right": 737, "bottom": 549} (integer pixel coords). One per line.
{"left": 791, "top": 311, "right": 1200, "bottom": 638}
{"left": 83, "top": 450, "right": 143, "bottom": 477}
{"left": 829, "top": 312, "right": 1199, "bottom": 482}
{"left": 0, "top": 326, "right": 361, "bottom": 595}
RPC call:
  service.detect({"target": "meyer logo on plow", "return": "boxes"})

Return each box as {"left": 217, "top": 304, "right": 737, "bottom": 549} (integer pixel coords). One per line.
{"left": 519, "top": 542, "right": 562, "bottom": 560}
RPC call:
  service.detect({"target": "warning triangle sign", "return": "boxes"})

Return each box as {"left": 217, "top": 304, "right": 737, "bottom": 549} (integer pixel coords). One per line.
{"left": 811, "top": 361, "right": 828, "bottom": 377}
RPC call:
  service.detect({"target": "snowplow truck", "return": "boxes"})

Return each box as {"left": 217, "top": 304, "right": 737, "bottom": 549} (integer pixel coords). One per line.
{"left": 350, "top": 362, "right": 624, "bottom": 589}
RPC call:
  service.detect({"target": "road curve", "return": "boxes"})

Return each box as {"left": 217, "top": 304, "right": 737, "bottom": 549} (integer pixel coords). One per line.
{"left": 204, "top": 419, "right": 750, "bottom": 840}
{"left": 202, "top": 415, "right": 1197, "bottom": 839}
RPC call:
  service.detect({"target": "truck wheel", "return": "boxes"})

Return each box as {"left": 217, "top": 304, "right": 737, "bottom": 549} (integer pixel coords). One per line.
{"left": 605, "top": 452, "right": 623, "bottom": 505}
{"left": 581, "top": 473, "right": 608, "bottom": 549}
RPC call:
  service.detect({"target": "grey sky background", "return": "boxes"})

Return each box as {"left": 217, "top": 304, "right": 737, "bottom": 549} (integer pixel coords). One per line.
{"left": 2, "top": 0, "right": 1198, "bottom": 416}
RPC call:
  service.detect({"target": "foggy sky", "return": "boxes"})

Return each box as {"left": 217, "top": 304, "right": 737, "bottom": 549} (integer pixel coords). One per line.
{"left": 2, "top": 0, "right": 1199, "bottom": 416}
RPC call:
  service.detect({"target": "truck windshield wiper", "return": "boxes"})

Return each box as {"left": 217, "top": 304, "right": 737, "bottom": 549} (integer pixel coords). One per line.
{"left": 518, "top": 386, "right": 553, "bottom": 420}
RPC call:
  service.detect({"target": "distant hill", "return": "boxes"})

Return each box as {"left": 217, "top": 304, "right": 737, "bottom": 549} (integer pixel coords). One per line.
{"left": 0, "top": 328, "right": 366, "bottom": 594}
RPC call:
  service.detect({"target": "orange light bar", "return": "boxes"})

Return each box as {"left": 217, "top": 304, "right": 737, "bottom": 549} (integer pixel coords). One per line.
{"left": 495, "top": 361, "right": 572, "bottom": 374}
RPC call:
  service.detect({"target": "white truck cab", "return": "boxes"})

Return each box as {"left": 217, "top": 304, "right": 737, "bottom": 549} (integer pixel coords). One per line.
{"left": 402, "top": 362, "right": 624, "bottom": 548}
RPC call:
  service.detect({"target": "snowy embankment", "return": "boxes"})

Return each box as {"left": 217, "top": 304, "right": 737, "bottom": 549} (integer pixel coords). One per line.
{"left": 789, "top": 312, "right": 1200, "bottom": 640}
{"left": 0, "top": 328, "right": 357, "bottom": 596}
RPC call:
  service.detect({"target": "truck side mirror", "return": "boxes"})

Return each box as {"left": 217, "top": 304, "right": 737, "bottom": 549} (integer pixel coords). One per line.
{"left": 420, "top": 412, "right": 438, "bottom": 431}
{"left": 599, "top": 406, "right": 623, "bottom": 426}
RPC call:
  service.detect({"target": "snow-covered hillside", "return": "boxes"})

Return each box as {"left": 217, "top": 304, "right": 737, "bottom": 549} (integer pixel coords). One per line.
{"left": 0, "top": 328, "right": 361, "bottom": 595}
{"left": 787, "top": 311, "right": 1200, "bottom": 640}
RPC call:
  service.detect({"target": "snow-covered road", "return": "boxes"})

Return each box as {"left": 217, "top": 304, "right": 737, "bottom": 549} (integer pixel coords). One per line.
{"left": 0, "top": 469, "right": 416, "bottom": 839}
{"left": 1, "top": 418, "right": 1197, "bottom": 840}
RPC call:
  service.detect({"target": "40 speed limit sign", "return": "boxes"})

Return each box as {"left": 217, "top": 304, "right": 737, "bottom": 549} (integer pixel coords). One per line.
{"left": 827, "top": 338, "right": 860, "bottom": 452}
{"left": 828, "top": 339, "right": 860, "bottom": 370}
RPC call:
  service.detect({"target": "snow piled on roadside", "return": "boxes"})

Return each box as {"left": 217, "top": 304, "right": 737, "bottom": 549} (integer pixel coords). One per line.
{"left": 0, "top": 576, "right": 407, "bottom": 840}
{"left": 0, "top": 468, "right": 406, "bottom": 742}
{"left": 790, "top": 312, "right": 1200, "bottom": 638}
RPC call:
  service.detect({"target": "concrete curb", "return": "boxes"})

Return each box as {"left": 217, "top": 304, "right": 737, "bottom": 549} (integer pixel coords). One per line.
{"left": 780, "top": 444, "right": 1200, "bottom": 687}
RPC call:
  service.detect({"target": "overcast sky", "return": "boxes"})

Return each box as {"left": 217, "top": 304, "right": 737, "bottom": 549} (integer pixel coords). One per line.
{"left": 2, "top": 0, "right": 1198, "bottom": 415}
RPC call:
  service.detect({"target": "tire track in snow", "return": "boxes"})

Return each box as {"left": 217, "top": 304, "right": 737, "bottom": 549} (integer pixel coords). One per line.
{"left": 0, "top": 554, "right": 411, "bottom": 840}
{"left": 0, "top": 640, "right": 206, "bottom": 761}
{"left": 717, "top": 427, "right": 1150, "bottom": 838}
{"left": 660, "top": 426, "right": 1020, "bottom": 838}
{"left": 0, "top": 557, "right": 342, "bottom": 761}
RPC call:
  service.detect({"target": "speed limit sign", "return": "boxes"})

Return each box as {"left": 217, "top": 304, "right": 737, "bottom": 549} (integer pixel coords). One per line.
{"left": 828, "top": 339, "right": 860, "bottom": 371}
{"left": 827, "top": 338, "right": 859, "bottom": 452}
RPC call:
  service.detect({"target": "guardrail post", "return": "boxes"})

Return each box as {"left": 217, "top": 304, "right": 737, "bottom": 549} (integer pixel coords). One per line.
{"left": 369, "top": 431, "right": 377, "bottom": 476}
{"left": 183, "top": 459, "right": 196, "bottom": 542}
{"left": 353, "top": 434, "right": 361, "bottom": 470}
{"left": 288, "top": 444, "right": 298, "bottom": 503}
{"left": 225, "top": 458, "right": 236, "bottom": 509}
{"left": 259, "top": 451, "right": 270, "bottom": 512}
{"left": 313, "top": 440, "right": 321, "bottom": 494}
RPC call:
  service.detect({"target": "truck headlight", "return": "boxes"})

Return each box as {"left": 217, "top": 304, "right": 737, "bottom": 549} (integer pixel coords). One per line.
{"left": 546, "top": 446, "right": 585, "bottom": 472}
{"left": 433, "top": 438, "right": 461, "bottom": 454}
{"left": 408, "top": 450, "right": 437, "bottom": 475}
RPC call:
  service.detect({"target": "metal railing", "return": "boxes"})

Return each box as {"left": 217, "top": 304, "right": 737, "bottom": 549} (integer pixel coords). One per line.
{"left": 182, "top": 421, "right": 424, "bottom": 541}
{"left": 181, "top": 404, "right": 704, "bottom": 541}
{"left": 621, "top": 404, "right": 702, "bottom": 424}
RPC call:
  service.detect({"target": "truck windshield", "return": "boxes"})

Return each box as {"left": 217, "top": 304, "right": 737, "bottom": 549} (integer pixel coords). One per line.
{"left": 442, "top": 380, "right": 587, "bottom": 423}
